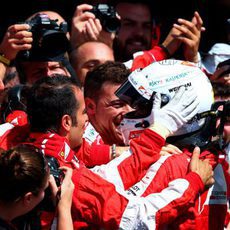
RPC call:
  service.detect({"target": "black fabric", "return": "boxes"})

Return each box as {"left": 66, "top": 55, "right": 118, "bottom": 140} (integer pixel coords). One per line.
{"left": 0, "top": 218, "right": 16, "bottom": 230}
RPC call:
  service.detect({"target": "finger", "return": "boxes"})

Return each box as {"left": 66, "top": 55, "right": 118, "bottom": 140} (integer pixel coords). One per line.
{"left": 9, "top": 37, "right": 33, "bottom": 45}
{"left": 177, "top": 18, "right": 198, "bottom": 34}
{"left": 171, "top": 86, "right": 186, "bottom": 102}
{"left": 206, "top": 177, "right": 215, "bottom": 187}
{"left": 191, "top": 146, "right": 200, "bottom": 161}
{"left": 194, "top": 11, "right": 204, "bottom": 30}
{"left": 173, "top": 24, "right": 194, "bottom": 39}
{"left": 8, "top": 24, "right": 30, "bottom": 34}
{"left": 159, "top": 150, "right": 168, "bottom": 156}
{"left": 8, "top": 31, "right": 32, "bottom": 40}
{"left": 182, "top": 101, "right": 200, "bottom": 121}
{"left": 59, "top": 166, "right": 73, "bottom": 178}
{"left": 152, "top": 92, "right": 162, "bottom": 110}
{"left": 85, "top": 23, "right": 97, "bottom": 40}
{"left": 75, "top": 4, "right": 93, "bottom": 16}
{"left": 164, "top": 143, "right": 182, "bottom": 154}
{"left": 49, "top": 175, "right": 59, "bottom": 195}
{"left": 173, "top": 24, "right": 198, "bottom": 41}
{"left": 94, "top": 18, "right": 102, "bottom": 31}
{"left": 201, "top": 27, "right": 206, "bottom": 32}
{"left": 86, "top": 19, "right": 100, "bottom": 40}
{"left": 10, "top": 43, "right": 32, "bottom": 51}
{"left": 79, "top": 11, "right": 96, "bottom": 21}
{"left": 160, "top": 147, "right": 177, "bottom": 155}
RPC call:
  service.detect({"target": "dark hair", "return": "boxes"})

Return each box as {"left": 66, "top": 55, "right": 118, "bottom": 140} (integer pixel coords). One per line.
{"left": 0, "top": 144, "right": 49, "bottom": 203}
{"left": 0, "top": 84, "right": 30, "bottom": 123}
{"left": 27, "top": 74, "right": 80, "bottom": 132}
{"left": 84, "top": 61, "right": 130, "bottom": 101}
{"left": 112, "top": 0, "right": 154, "bottom": 14}
{"left": 212, "top": 82, "right": 230, "bottom": 99}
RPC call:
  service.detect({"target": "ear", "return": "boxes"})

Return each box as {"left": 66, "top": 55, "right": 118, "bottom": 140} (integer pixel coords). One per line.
{"left": 61, "top": 114, "right": 72, "bottom": 132}
{"left": 85, "top": 97, "right": 96, "bottom": 115}
{"left": 22, "top": 192, "right": 33, "bottom": 206}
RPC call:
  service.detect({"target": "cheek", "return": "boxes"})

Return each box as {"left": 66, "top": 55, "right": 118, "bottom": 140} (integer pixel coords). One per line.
{"left": 118, "top": 30, "right": 129, "bottom": 43}
{"left": 39, "top": 190, "right": 45, "bottom": 201}
{"left": 27, "top": 74, "right": 41, "bottom": 84}
{"left": 55, "top": 69, "right": 68, "bottom": 76}
{"left": 224, "top": 125, "right": 230, "bottom": 142}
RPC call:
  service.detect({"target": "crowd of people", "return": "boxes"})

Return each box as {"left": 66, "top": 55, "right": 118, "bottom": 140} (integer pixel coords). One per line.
{"left": 0, "top": 0, "right": 229, "bottom": 229}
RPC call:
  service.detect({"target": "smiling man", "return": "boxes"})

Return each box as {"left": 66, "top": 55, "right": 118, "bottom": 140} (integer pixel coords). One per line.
{"left": 84, "top": 61, "right": 132, "bottom": 145}
{"left": 113, "top": 0, "right": 154, "bottom": 62}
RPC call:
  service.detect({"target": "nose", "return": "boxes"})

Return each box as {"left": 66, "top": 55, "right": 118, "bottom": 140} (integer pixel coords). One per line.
{"left": 122, "top": 104, "right": 134, "bottom": 115}
{"left": 46, "top": 68, "right": 56, "bottom": 77}
{"left": 133, "top": 24, "right": 145, "bottom": 37}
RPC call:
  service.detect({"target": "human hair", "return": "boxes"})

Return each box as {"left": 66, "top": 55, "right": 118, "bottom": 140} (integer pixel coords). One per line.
{"left": 0, "top": 84, "right": 30, "bottom": 123}
{"left": 27, "top": 74, "right": 80, "bottom": 132}
{"left": 84, "top": 61, "right": 130, "bottom": 101}
{"left": 112, "top": 0, "right": 155, "bottom": 18}
{"left": 0, "top": 144, "right": 49, "bottom": 203}
{"left": 212, "top": 82, "right": 230, "bottom": 100}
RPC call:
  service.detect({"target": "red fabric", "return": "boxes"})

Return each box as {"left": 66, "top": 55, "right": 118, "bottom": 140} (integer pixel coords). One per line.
{"left": 131, "top": 46, "right": 168, "bottom": 71}
{"left": 0, "top": 111, "right": 29, "bottom": 150}
{"left": 28, "top": 129, "right": 164, "bottom": 229}
{"left": 76, "top": 138, "right": 110, "bottom": 168}
{"left": 138, "top": 150, "right": 227, "bottom": 230}
{"left": 29, "top": 132, "right": 76, "bottom": 164}
{"left": 5, "top": 110, "right": 28, "bottom": 125}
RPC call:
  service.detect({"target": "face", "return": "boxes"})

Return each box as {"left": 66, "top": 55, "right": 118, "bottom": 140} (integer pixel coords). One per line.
{"left": 69, "top": 87, "right": 88, "bottom": 149}
{"left": 21, "top": 61, "right": 70, "bottom": 84}
{"left": 116, "top": 3, "right": 153, "bottom": 61}
{"left": 71, "top": 42, "right": 114, "bottom": 85}
{"left": 88, "top": 82, "right": 133, "bottom": 145}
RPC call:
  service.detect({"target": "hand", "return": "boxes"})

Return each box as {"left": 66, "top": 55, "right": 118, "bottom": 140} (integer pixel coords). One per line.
{"left": 70, "top": 4, "right": 115, "bottom": 49}
{"left": 48, "top": 167, "right": 74, "bottom": 216}
{"left": 160, "top": 143, "right": 182, "bottom": 156}
{"left": 172, "top": 11, "right": 204, "bottom": 63}
{"left": 0, "top": 24, "right": 32, "bottom": 61}
{"left": 210, "top": 64, "right": 230, "bottom": 86}
{"left": 57, "top": 166, "right": 75, "bottom": 209}
{"left": 152, "top": 86, "right": 200, "bottom": 135}
{"left": 57, "top": 166, "right": 74, "bottom": 230}
{"left": 71, "top": 4, "right": 95, "bottom": 49}
{"left": 189, "top": 146, "right": 214, "bottom": 187}
{"left": 162, "top": 11, "right": 204, "bottom": 62}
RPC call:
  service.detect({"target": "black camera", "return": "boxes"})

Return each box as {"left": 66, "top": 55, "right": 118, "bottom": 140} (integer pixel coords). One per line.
{"left": 17, "top": 13, "right": 69, "bottom": 61}
{"left": 90, "top": 4, "right": 120, "bottom": 33}
{"left": 39, "top": 156, "right": 64, "bottom": 212}
{"left": 46, "top": 156, "right": 64, "bottom": 187}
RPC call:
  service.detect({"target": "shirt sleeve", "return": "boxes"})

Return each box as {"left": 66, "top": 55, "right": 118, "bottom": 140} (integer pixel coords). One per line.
{"left": 90, "top": 129, "right": 165, "bottom": 191}
{"left": 76, "top": 138, "right": 111, "bottom": 168}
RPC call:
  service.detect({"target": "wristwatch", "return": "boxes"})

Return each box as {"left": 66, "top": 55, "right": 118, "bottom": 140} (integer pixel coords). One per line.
{"left": 0, "top": 53, "right": 10, "bottom": 66}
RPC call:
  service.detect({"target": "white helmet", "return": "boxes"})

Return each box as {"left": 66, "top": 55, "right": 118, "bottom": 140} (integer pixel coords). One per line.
{"left": 115, "top": 59, "right": 214, "bottom": 146}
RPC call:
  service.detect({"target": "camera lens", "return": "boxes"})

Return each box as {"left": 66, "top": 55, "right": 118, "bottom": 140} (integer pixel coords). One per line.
{"left": 104, "top": 17, "right": 120, "bottom": 33}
